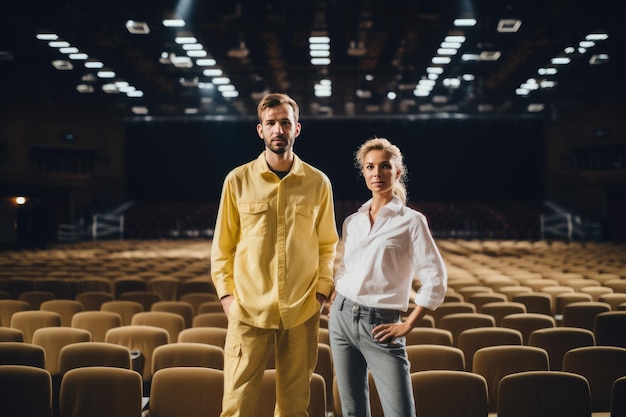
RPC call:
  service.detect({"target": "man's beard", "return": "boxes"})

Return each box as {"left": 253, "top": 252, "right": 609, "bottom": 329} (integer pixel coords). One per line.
{"left": 268, "top": 146, "right": 286, "bottom": 154}
{"left": 266, "top": 136, "right": 290, "bottom": 154}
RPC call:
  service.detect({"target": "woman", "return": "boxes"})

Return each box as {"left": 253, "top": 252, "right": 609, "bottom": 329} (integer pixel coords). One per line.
{"left": 329, "top": 137, "right": 448, "bottom": 417}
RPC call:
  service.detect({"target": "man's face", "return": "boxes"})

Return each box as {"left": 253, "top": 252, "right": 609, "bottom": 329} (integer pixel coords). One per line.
{"left": 257, "top": 103, "right": 301, "bottom": 154}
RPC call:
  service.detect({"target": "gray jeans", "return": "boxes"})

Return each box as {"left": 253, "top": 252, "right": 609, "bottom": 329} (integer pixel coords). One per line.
{"left": 329, "top": 293, "right": 416, "bottom": 417}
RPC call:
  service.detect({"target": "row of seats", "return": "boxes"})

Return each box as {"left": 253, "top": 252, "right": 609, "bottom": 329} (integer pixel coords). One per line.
{"left": 0, "top": 275, "right": 216, "bottom": 303}
{"left": 0, "top": 364, "right": 321, "bottom": 417}
{"left": 1, "top": 301, "right": 226, "bottom": 341}
{"left": 1, "top": 291, "right": 220, "bottom": 324}
{"left": 3, "top": 364, "right": 625, "bottom": 417}
{"left": 3, "top": 335, "right": 626, "bottom": 416}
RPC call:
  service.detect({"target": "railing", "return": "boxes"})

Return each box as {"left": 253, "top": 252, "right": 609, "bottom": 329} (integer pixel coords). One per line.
{"left": 540, "top": 212, "right": 603, "bottom": 242}
{"left": 57, "top": 221, "right": 88, "bottom": 243}
{"left": 91, "top": 213, "right": 124, "bottom": 240}
{"left": 540, "top": 213, "right": 574, "bottom": 241}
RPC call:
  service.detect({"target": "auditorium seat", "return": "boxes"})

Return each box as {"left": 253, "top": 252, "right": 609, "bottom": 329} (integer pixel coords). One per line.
{"left": 59, "top": 367, "right": 143, "bottom": 417}
{"left": 473, "top": 345, "right": 549, "bottom": 413}
{"left": 180, "top": 293, "right": 220, "bottom": 316}
{"left": 149, "top": 276, "right": 180, "bottom": 301}
{"left": 562, "top": 301, "right": 611, "bottom": 331}
{"left": 512, "top": 293, "right": 553, "bottom": 316}
{"left": 105, "top": 324, "right": 169, "bottom": 386}
{"left": 10, "top": 310, "right": 62, "bottom": 343}
{"left": 152, "top": 342, "right": 224, "bottom": 373}
{"left": 131, "top": 311, "right": 185, "bottom": 344}
{"left": 113, "top": 277, "right": 149, "bottom": 299}
{"left": 71, "top": 310, "right": 122, "bottom": 342}
{"left": 405, "top": 327, "right": 453, "bottom": 346}
{"left": 496, "top": 371, "right": 591, "bottom": 417}
{"left": 593, "top": 311, "right": 626, "bottom": 348}
{"left": 59, "top": 342, "right": 132, "bottom": 372}
{"left": 562, "top": 346, "right": 626, "bottom": 413}
{"left": 32, "top": 327, "right": 92, "bottom": 375}
{"left": 177, "top": 327, "right": 227, "bottom": 348}
{"left": 501, "top": 313, "right": 556, "bottom": 345}
{"left": 101, "top": 300, "right": 143, "bottom": 326}
{"left": 149, "top": 367, "right": 224, "bottom": 417}
{"left": 479, "top": 301, "right": 527, "bottom": 326}
{"left": 405, "top": 344, "right": 465, "bottom": 372}
{"left": 438, "top": 312, "right": 495, "bottom": 346}
{"left": 197, "top": 300, "right": 226, "bottom": 314}
{"left": 0, "top": 299, "right": 31, "bottom": 327}
{"left": 0, "top": 327, "right": 24, "bottom": 342}
{"left": 528, "top": 327, "right": 595, "bottom": 371}
{"left": 456, "top": 327, "right": 523, "bottom": 371}
{"left": 0, "top": 365, "right": 52, "bottom": 417}
{"left": 40, "top": 299, "right": 84, "bottom": 327}
{"left": 0, "top": 341, "right": 46, "bottom": 368}
{"left": 411, "top": 370, "right": 489, "bottom": 417}
{"left": 18, "top": 290, "right": 56, "bottom": 309}
{"left": 75, "top": 291, "right": 114, "bottom": 311}
{"left": 119, "top": 291, "right": 162, "bottom": 311}
{"left": 428, "top": 302, "right": 476, "bottom": 326}
{"left": 151, "top": 300, "right": 194, "bottom": 328}
{"left": 193, "top": 312, "right": 229, "bottom": 328}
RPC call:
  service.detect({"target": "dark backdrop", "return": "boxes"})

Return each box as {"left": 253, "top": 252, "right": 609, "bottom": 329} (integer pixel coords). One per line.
{"left": 125, "top": 117, "right": 544, "bottom": 203}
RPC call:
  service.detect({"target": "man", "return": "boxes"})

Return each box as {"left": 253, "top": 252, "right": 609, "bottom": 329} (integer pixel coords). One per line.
{"left": 211, "top": 92, "right": 338, "bottom": 417}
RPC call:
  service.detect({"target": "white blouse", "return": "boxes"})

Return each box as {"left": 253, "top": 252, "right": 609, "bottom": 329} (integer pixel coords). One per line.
{"left": 334, "top": 196, "right": 447, "bottom": 311}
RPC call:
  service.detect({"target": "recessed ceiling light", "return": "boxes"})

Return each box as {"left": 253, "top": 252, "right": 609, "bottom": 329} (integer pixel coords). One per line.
{"left": 125, "top": 20, "right": 150, "bottom": 34}
{"left": 175, "top": 35, "right": 197, "bottom": 44}
{"left": 454, "top": 18, "right": 477, "bottom": 27}
{"left": 97, "top": 70, "right": 116, "bottom": 78}
{"left": 497, "top": 19, "right": 522, "bottom": 33}
{"left": 163, "top": 19, "right": 186, "bottom": 28}
{"left": 196, "top": 59, "right": 217, "bottom": 66}
{"left": 83, "top": 58, "right": 104, "bottom": 69}
{"left": 76, "top": 84, "right": 94, "bottom": 93}
{"left": 36, "top": 33, "right": 58, "bottom": 41}
{"left": 132, "top": 106, "right": 149, "bottom": 114}
{"left": 203, "top": 69, "right": 223, "bottom": 77}
{"left": 432, "top": 56, "right": 451, "bottom": 64}
{"left": 311, "top": 58, "right": 331, "bottom": 65}
{"left": 589, "top": 54, "right": 609, "bottom": 65}
{"left": 69, "top": 53, "right": 88, "bottom": 60}
{"left": 585, "top": 33, "right": 608, "bottom": 41}
{"left": 551, "top": 57, "right": 571, "bottom": 65}
{"left": 52, "top": 60, "right": 73, "bottom": 70}
{"left": 479, "top": 51, "right": 501, "bottom": 61}
{"left": 102, "top": 83, "right": 119, "bottom": 93}
{"left": 49, "top": 41, "right": 70, "bottom": 48}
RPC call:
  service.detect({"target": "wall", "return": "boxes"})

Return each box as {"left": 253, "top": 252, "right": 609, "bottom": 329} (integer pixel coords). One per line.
{"left": 0, "top": 97, "right": 127, "bottom": 244}
{"left": 544, "top": 100, "right": 626, "bottom": 238}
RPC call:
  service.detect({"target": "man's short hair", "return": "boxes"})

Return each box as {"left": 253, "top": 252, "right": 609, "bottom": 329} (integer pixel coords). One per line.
{"left": 257, "top": 93, "right": 300, "bottom": 123}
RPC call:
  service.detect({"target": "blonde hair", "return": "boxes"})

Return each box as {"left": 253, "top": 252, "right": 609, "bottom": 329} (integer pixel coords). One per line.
{"left": 257, "top": 93, "right": 300, "bottom": 123}
{"left": 355, "top": 137, "right": 408, "bottom": 204}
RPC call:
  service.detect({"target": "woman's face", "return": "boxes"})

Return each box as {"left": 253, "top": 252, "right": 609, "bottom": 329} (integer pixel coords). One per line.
{"left": 361, "top": 149, "right": 399, "bottom": 196}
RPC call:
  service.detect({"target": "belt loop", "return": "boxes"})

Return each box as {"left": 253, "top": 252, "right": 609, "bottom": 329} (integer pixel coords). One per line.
{"left": 369, "top": 309, "right": 375, "bottom": 324}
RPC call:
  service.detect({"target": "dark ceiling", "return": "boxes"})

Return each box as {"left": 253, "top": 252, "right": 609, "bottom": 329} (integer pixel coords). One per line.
{"left": 1, "top": 0, "right": 625, "bottom": 121}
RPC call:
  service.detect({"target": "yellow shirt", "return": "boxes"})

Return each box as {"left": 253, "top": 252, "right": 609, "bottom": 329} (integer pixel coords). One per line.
{"left": 211, "top": 152, "right": 338, "bottom": 329}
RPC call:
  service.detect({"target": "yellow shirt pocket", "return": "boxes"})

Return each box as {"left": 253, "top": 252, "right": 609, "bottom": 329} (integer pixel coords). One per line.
{"left": 295, "top": 204, "right": 318, "bottom": 237}
{"left": 238, "top": 201, "right": 268, "bottom": 237}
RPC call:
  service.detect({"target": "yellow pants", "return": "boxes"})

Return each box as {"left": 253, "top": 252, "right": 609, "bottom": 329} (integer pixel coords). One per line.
{"left": 220, "top": 313, "right": 320, "bottom": 417}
